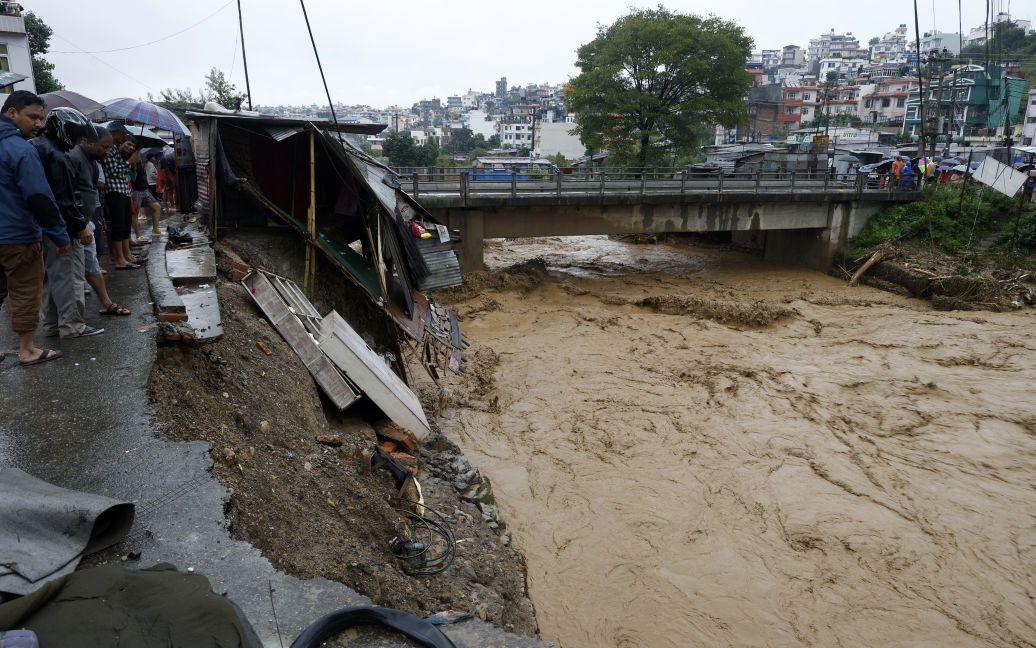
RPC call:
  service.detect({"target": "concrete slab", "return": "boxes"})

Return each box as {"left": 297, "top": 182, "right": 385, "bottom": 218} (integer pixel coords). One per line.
{"left": 146, "top": 240, "right": 185, "bottom": 317}
{"left": 0, "top": 263, "right": 542, "bottom": 648}
{"left": 180, "top": 287, "right": 224, "bottom": 343}
{"left": 167, "top": 247, "right": 217, "bottom": 285}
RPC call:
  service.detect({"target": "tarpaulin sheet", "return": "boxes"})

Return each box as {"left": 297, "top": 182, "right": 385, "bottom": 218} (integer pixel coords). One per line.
{"left": 0, "top": 469, "right": 134, "bottom": 595}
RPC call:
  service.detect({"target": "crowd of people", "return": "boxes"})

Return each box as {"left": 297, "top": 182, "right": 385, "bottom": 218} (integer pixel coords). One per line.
{"left": 0, "top": 90, "right": 174, "bottom": 367}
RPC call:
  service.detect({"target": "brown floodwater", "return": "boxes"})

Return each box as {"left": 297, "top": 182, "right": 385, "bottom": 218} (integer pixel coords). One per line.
{"left": 434, "top": 236, "right": 1036, "bottom": 648}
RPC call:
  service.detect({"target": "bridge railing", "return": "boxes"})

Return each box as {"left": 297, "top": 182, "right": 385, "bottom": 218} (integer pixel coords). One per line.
{"left": 390, "top": 167, "right": 916, "bottom": 201}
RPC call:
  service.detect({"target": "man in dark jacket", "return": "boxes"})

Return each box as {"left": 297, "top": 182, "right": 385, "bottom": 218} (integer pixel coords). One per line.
{"left": 0, "top": 91, "right": 69, "bottom": 365}
{"left": 32, "top": 107, "right": 104, "bottom": 338}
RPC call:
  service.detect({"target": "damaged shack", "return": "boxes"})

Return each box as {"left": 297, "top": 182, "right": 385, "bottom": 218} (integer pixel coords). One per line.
{"left": 187, "top": 110, "right": 465, "bottom": 435}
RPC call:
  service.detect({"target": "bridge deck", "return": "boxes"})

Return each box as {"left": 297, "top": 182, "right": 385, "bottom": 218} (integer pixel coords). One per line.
{"left": 400, "top": 171, "right": 922, "bottom": 209}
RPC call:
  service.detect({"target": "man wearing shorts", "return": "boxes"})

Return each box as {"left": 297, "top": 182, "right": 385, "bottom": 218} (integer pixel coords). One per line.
{"left": 0, "top": 91, "right": 69, "bottom": 366}
{"left": 101, "top": 124, "right": 138, "bottom": 269}
{"left": 69, "top": 126, "right": 129, "bottom": 317}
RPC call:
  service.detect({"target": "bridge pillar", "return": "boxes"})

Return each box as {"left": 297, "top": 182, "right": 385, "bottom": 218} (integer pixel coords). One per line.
{"left": 458, "top": 210, "right": 485, "bottom": 273}
{"left": 763, "top": 201, "right": 881, "bottom": 270}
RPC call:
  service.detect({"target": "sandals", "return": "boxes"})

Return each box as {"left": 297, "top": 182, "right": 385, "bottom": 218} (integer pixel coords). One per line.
{"left": 115, "top": 263, "right": 141, "bottom": 270}
{"left": 100, "top": 303, "right": 131, "bottom": 316}
{"left": 20, "top": 348, "right": 62, "bottom": 367}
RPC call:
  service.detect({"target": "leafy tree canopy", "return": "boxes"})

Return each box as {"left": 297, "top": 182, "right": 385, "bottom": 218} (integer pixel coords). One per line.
{"left": 24, "top": 12, "right": 63, "bottom": 93}
{"left": 156, "top": 68, "right": 243, "bottom": 114}
{"left": 383, "top": 131, "right": 439, "bottom": 167}
{"left": 204, "top": 68, "right": 245, "bottom": 110}
{"left": 566, "top": 6, "right": 753, "bottom": 168}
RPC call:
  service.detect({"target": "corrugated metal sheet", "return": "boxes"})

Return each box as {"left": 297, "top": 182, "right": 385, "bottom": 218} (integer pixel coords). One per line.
{"left": 192, "top": 121, "right": 212, "bottom": 217}
{"left": 0, "top": 71, "right": 27, "bottom": 89}
{"left": 329, "top": 138, "right": 463, "bottom": 291}
{"left": 266, "top": 125, "right": 305, "bottom": 142}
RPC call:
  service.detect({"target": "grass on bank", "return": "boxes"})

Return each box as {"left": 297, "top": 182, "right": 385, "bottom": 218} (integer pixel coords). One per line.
{"left": 847, "top": 185, "right": 1036, "bottom": 259}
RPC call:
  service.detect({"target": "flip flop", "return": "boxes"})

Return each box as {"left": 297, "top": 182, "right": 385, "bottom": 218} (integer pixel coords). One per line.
{"left": 20, "top": 348, "right": 62, "bottom": 367}
{"left": 100, "top": 303, "right": 131, "bottom": 316}
{"left": 115, "top": 263, "right": 141, "bottom": 270}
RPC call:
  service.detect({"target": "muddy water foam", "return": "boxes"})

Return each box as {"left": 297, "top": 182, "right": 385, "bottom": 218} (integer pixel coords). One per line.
{"left": 438, "top": 236, "right": 1036, "bottom": 648}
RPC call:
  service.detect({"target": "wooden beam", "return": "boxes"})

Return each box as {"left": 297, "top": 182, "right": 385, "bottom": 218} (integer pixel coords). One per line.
{"left": 304, "top": 129, "right": 317, "bottom": 299}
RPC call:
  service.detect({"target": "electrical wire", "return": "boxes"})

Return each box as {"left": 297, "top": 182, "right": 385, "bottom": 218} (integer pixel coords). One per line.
{"left": 51, "top": 1, "right": 234, "bottom": 54}
{"left": 52, "top": 33, "right": 155, "bottom": 92}
{"left": 390, "top": 497, "right": 456, "bottom": 577}
{"left": 298, "top": 0, "right": 341, "bottom": 133}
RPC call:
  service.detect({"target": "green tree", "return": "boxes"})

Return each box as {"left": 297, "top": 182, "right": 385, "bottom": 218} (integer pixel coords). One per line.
{"left": 546, "top": 153, "right": 571, "bottom": 167}
{"left": 383, "top": 131, "right": 424, "bottom": 167}
{"left": 24, "top": 12, "right": 63, "bottom": 93}
{"left": 566, "top": 7, "right": 752, "bottom": 168}
{"left": 421, "top": 137, "right": 440, "bottom": 166}
{"left": 204, "top": 68, "right": 245, "bottom": 110}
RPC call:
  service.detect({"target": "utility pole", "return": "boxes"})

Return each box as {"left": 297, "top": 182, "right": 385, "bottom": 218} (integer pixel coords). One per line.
{"left": 931, "top": 50, "right": 948, "bottom": 157}
{"left": 913, "top": 0, "right": 927, "bottom": 163}
{"left": 944, "top": 62, "right": 958, "bottom": 158}
{"left": 237, "top": 0, "right": 253, "bottom": 110}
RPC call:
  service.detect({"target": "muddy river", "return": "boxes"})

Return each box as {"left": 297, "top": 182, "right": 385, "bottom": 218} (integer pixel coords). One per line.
{"left": 435, "top": 236, "right": 1036, "bottom": 648}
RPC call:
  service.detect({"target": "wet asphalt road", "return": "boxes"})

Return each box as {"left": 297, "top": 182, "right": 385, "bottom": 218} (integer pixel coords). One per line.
{"left": 0, "top": 242, "right": 541, "bottom": 648}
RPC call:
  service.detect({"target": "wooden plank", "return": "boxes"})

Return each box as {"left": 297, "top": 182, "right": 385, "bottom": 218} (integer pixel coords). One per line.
{"left": 318, "top": 310, "right": 431, "bottom": 440}
{"left": 243, "top": 272, "right": 361, "bottom": 411}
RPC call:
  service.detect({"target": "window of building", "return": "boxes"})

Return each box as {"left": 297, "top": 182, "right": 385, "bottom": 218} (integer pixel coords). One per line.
{"left": 1028, "top": 116, "right": 1036, "bottom": 124}
{"left": 882, "top": 98, "right": 891, "bottom": 108}
{"left": 803, "top": 93, "right": 811, "bottom": 100}
{"left": 896, "top": 97, "right": 905, "bottom": 107}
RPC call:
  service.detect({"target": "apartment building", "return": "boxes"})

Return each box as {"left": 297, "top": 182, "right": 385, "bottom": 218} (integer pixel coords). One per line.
{"left": 0, "top": 2, "right": 36, "bottom": 95}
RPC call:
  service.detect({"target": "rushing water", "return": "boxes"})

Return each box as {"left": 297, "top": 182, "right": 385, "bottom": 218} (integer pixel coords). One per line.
{"left": 436, "top": 236, "right": 1036, "bottom": 648}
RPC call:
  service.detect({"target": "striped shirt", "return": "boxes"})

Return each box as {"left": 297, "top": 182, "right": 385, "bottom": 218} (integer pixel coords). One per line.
{"left": 101, "top": 148, "right": 132, "bottom": 196}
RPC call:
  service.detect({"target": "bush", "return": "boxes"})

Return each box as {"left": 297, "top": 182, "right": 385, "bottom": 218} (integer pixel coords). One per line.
{"left": 996, "top": 209, "right": 1036, "bottom": 250}
{"left": 848, "top": 184, "right": 1025, "bottom": 255}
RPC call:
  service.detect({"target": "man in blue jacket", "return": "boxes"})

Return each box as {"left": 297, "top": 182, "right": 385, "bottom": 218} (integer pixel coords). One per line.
{"left": 0, "top": 91, "right": 69, "bottom": 366}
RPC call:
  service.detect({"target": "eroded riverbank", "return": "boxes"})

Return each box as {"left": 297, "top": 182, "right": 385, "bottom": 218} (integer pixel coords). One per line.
{"left": 430, "top": 236, "right": 1036, "bottom": 648}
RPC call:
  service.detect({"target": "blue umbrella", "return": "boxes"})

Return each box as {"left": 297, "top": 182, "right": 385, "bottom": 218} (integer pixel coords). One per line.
{"left": 101, "top": 98, "right": 189, "bottom": 136}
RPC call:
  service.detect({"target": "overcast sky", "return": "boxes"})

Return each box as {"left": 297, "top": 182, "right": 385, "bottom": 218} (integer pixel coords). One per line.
{"left": 31, "top": 0, "right": 1029, "bottom": 108}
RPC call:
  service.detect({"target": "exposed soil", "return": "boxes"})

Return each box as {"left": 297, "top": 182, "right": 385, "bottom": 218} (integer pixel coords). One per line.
{"left": 841, "top": 242, "right": 1035, "bottom": 311}
{"left": 427, "top": 235, "right": 1036, "bottom": 648}
{"left": 147, "top": 275, "right": 537, "bottom": 634}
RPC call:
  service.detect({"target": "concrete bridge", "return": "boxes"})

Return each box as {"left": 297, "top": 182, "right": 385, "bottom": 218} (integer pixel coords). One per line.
{"left": 396, "top": 168, "right": 920, "bottom": 272}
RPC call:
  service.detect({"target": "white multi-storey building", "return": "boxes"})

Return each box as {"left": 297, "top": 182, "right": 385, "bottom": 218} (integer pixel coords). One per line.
{"left": 963, "top": 12, "right": 1032, "bottom": 47}
{"left": 919, "top": 30, "right": 962, "bottom": 55}
{"left": 0, "top": 3, "right": 36, "bottom": 95}
{"left": 1022, "top": 88, "right": 1036, "bottom": 147}
{"left": 870, "top": 24, "right": 909, "bottom": 63}
{"left": 807, "top": 30, "right": 867, "bottom": 63}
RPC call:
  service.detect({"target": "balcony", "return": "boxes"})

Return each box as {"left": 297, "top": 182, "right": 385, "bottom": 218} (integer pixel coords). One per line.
{"left": 0, "top": 2, "right": 25, "bottom": 35}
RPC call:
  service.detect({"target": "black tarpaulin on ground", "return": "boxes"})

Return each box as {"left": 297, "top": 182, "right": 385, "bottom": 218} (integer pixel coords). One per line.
{"left": 0, "top": 564, "right": 262, "bottom": 648}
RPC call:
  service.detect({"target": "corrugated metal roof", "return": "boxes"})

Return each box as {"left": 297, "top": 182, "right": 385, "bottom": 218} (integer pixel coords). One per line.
{"left": 0, "top": 71, "right": 27, "bottom": 89}
{"left": 266, "top": 124, "right": 305, "bottom": 142}
{"left": 185, "top": 110, "right": 386, "bottom": 135}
